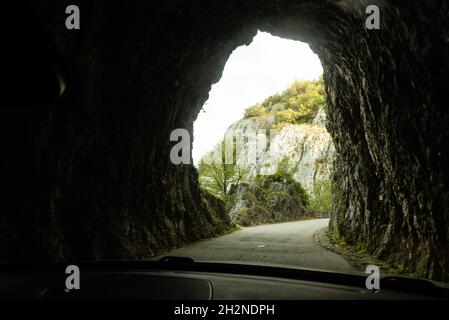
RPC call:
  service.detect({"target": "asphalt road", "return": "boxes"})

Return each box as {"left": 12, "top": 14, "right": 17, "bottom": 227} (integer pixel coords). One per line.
{"left": 157, "top": 218, "right": 353, "bottom": 272}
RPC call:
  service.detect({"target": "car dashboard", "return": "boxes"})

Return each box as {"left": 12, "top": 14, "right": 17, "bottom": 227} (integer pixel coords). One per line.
{"left": 0, "top": 259, "right": 448, "bottom": 300}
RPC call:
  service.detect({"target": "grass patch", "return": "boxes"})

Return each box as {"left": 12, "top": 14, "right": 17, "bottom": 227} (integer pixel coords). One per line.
{"left": 222, "top": 225, "right": 241, "bottom": 235}
{"left": 324, "top": 230, "right": 415, "bottom": 277}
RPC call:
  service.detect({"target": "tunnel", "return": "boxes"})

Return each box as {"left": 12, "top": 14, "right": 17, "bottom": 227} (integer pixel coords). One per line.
{"left": 2, "top": 0, "right": 448, "bottom": 281}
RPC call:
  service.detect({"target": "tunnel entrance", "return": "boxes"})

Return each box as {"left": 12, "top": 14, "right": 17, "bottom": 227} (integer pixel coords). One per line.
{"left": 192, "top": 31, "right": 333, "bottom": 227}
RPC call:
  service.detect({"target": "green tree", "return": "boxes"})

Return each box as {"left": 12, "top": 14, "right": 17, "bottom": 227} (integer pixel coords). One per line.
{"left": 309, "top": 178, "right": 332, "bottom": 212}
{"left": 198, "top": 141, "right": 247, "bottom": 201}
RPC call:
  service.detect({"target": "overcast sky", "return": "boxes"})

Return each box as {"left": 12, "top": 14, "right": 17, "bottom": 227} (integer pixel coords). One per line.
{"left": 192, "top": 31, "right": 323, "bottom": 165}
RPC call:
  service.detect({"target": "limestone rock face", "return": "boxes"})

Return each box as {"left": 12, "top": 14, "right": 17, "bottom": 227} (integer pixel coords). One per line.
{"left": 222, "top": 108, "right": 333, "bottom": 224}
{"left": 2, "top": 1, "right": 449, "bottom": 280}
{"left": 228, "top": 109, "right": 334, "bottom": 196}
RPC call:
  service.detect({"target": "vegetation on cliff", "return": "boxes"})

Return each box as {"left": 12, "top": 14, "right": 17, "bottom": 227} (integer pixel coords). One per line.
{"left": 198, "top": 77, "right": 333, "bottom": 225}
{"left": 198, "top": 141, "right": 247, "bottom": 210}
{"left": 244, "top": 77, "right": 325, "bottom": 125}
{"left": 229, "top": 167, "right": 312, "bottom": 226}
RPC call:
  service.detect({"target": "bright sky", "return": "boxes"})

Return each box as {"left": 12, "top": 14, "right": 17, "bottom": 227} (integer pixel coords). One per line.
{"left": 192, "top": 31, "right": 323, "bottom": 165}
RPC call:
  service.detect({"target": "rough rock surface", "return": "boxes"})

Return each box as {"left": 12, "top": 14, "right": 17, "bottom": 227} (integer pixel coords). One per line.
{"left": 223, "top": 108, "right": 334, "bottom": 196}
{"left": 229, "top": 175, "right": 311, "bottom": 226}
{"left": 2, "top": 1, "right": 448, "bottom": 280}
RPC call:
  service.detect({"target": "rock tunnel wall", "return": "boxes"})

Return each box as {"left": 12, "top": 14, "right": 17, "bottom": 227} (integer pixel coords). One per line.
{"left": 319, "top": 1, "right": 449, "bottom": 281}
{"left": 2, "top": 1, "right": 448, "bottom": 280}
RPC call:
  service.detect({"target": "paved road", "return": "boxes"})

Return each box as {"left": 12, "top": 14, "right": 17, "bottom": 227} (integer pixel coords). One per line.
{"left": 157, "top": 219, "right": 353, "bottom": 272}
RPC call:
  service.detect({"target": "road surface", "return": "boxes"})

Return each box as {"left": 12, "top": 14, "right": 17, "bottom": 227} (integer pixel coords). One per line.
{"left": 157, "top": 218, "right": 353, "bottom": 272}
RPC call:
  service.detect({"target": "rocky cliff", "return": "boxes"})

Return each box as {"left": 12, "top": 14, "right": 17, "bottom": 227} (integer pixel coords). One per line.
{"left": 228, "top": 107, "right": 334, "bottom": 198}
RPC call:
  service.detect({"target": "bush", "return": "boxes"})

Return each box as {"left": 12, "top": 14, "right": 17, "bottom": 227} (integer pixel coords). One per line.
{"left": 244, "top": 103, "right": 265, "bottom": 118}
{"left": 274, "top": 109, "right": 300, "bottom": 125}
{"left": 261, "top": 94, "right": 282, "bottom": 108}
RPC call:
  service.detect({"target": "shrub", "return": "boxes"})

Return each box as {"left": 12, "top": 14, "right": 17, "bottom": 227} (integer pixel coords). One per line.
{"left": 244, "top": 103, "right": 265, "bottom": 118}
{"left": 261, "top": 94, "right": 282, "bottom": 108}
{"left": 274, "top": 109, "right": 300, "bottom": 125}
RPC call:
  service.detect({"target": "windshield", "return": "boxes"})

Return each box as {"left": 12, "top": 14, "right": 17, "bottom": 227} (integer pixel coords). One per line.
{"left": 2, "top": 0, "right": 448, "bottom": 295}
